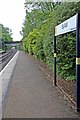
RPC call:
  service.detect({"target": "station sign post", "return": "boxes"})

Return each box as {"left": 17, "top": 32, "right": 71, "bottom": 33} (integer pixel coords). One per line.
{"left": 76, "top": 13, "right": 80, "bottom": 112}
{"left": 54, "top": 13, "right": 80, "bottom": 111}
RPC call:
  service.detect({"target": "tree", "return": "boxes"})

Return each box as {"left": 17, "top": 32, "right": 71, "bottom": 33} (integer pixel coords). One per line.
{"left": 22, "top": 1, "right": 80, "bottom": 80}
{"left": 2, "top": 26, "right": 13, "bottom": 42}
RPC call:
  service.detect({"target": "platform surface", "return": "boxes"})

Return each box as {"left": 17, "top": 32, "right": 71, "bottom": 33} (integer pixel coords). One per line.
{"left": 3, "top": 52, "right": 79, "bottom": 118}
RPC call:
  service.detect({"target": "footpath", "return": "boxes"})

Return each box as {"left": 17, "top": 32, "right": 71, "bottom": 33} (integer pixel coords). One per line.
{"left": 3, "top": 52, "right": 79, "bottom": 118}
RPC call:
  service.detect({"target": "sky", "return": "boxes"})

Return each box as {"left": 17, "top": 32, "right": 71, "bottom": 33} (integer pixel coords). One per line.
{"left": 0, "top": 0, "right": 26, "bottom": 41}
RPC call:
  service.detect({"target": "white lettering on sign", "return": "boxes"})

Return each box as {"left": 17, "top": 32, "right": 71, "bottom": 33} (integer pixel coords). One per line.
{"left": 55, "top": 14, "right": 77, "bottom": 36}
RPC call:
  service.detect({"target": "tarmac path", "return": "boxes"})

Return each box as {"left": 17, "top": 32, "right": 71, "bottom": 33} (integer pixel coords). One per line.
{"left": 3, "top": 52, "right": 79, "bottom": 118}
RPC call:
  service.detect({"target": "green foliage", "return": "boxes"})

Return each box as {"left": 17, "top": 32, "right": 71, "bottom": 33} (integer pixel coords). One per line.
{"left": 56, "top": 33, "right": 76, "bottom": 80}
{"left": 0, "top": 24, "right": 13, "bottom": 50}
{"left": 27, "top": 29, "right": 40, "bottom": 54}
{"left": 2, "top": 26, "right": 13, "bottom": 41}
{"left": 22, "top": 1, "right": 80, "bottom": 80}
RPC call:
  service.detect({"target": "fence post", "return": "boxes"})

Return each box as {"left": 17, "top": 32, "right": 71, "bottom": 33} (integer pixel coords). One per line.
{"left": 76, "top": 13, "right": 80, "bottom": 112}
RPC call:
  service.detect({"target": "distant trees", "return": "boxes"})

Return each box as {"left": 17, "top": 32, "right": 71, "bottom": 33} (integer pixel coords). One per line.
{"left": 2, "top": 25, "right": 13, "bottom": 41}
{"left": 0, "top": 24, "right": 13, "bottom": 51}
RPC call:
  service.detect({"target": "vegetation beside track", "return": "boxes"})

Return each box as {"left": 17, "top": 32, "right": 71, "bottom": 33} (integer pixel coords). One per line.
{"left": 0, "top": 24, "right": 13, "bottom": 51}
{"left": 22, "top": 1, "right": 80, "bottom": 81}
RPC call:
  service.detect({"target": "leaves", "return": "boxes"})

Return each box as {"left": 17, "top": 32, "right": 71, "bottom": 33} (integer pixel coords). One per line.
{"left": 22, "top": 1, "right": 80, "bottom": 80}
{"left": 2, "top": 26, "right": 13, "bottom": 42}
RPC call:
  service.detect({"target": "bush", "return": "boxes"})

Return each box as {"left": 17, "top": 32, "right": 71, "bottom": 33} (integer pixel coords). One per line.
{"left": 22, "top": 1, "right": 80, "bottom": 80}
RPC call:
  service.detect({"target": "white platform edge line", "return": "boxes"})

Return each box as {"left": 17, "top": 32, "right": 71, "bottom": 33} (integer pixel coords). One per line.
{"left": 0, "top": 51, "right": 19, "bottom": 76}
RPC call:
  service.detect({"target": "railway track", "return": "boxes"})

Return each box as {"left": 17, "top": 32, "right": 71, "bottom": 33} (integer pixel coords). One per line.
{"left": 0, "top": 50, "right": 17, "bottom": 71}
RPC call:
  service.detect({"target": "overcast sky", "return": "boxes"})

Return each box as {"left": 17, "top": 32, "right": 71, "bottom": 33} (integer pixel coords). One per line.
{"left": 0, "top": 0, "right": 26, "bottom": 41}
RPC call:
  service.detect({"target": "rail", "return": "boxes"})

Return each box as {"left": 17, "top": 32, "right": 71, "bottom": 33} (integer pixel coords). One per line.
{"left": 0, "top": 50, "right": 17, "bottom": 71}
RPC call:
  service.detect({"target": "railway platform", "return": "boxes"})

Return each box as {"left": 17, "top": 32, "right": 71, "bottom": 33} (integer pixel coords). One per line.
{"left": 2, "top": 51, "right": 80, "bottom": 118}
